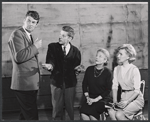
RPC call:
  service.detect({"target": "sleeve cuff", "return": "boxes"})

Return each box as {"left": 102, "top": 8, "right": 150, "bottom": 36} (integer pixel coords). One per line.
{"left": 134, "top": 89, "right": 140, "bottom": 94}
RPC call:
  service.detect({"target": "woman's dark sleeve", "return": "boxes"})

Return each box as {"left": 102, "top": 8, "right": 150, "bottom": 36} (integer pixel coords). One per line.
{"left": 101, "top": 69, "right": 112, "bottom": 98}
{"left": 82, "top": 67, "right": 89, "bottom": 93}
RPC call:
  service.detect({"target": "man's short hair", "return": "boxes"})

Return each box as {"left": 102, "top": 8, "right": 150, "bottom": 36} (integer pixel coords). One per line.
{"left": 62, "top": 26, "right": 75, "bottom": 39}
{"left": 26, "top": 10, "right": 40, "bottom": 24}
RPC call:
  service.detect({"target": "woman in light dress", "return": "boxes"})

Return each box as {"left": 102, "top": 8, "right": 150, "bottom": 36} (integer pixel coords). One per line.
{"left": 108, "top": 44, "right": 144, "bottom": 120}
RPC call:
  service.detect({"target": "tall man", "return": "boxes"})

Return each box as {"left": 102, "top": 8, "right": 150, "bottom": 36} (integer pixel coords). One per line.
{"left": 43, "top": 26, "right": 81, "bottom": 120}
{"left": 8, "top": 11, "right": 42, "bottom": 120}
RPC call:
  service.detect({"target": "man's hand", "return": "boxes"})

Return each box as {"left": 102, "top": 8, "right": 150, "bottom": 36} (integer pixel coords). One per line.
{"left": 34, "top": 38, "right": 42, "bottom": 49}
{"left": 74, "top": 65, "right": 85, "bottom": 75}
{"left": 42, "top": 63, "right": 53, "bottom": 71}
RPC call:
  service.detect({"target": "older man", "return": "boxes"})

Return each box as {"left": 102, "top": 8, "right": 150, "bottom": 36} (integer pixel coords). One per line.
{"left": 43, "top": 26, "right": 81, "bottom": 120}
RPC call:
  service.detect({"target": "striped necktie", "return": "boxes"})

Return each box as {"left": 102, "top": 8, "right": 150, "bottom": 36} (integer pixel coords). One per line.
{"left": 63, "top": 46, "right": 66, "bottom": 56}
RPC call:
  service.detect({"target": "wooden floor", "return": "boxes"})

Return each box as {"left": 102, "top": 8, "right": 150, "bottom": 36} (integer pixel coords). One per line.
{"left": 2, "top": 108, "right": 81, "bottom": 121}
{"left": 2, "top": 101, "right": 148, "bottom": 121}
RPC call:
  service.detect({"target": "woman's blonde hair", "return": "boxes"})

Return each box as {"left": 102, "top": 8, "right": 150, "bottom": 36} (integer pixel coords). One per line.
{"left": 118, "top": 44, "right": 137, "bottom": 63}
{"left": 97, "top": 48, "right": 110, "bottom": 66}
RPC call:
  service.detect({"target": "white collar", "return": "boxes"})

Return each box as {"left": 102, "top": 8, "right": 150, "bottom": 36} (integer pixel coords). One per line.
{"left": 62, "top": 43, "right": 71, "bottom": 55}
{"left": 22, "top": 26, "right": 31, "bottom": 39}
{"left": 62, "top": 43, "right": 70, "bottom": 48}
{"left": 121, "top": 63, "right": 133, "bottom": 75}
{"left": 122, "top": 63, "right": 132, "bottom": 69}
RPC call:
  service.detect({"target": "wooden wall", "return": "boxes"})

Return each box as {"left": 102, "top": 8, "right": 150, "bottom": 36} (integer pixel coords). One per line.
{"left": 2, "top": 3, "right": 148, "bottom": 77}
{"left": 2, "top": 3, "right": 148, "bottom": 112}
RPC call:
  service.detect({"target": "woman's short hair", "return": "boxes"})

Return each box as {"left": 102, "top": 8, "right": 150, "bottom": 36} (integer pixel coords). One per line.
{"left": 118, "top": 44, "right": 137, "bottom": 63}
{"left": 97, "top": 48, "right": 110, "bottom": 66}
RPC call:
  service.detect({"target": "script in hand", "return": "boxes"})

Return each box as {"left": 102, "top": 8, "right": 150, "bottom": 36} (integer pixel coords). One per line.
{"left": 113, "top": 104, "right": 121, "bottom": 110}
{"left": 105, "top": 102, "right": 114, "bottom": 109}
{"left": 105, "top": 102, "right": 121, "bottom": 110}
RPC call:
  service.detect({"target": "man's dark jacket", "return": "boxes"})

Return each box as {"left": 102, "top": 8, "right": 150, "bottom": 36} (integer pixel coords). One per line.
{"left": 46, "top": 42, "right": 81, "bottom": 88}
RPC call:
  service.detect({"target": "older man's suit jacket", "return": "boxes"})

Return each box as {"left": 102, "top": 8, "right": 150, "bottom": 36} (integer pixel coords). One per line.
{"left": 46, "top": 42, "right": 81, "bottom": 88}
{"left": 8, "top": 27, "right": 40, "bottom": 90}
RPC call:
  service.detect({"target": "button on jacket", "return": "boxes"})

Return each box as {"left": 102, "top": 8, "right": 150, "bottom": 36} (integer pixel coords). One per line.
{"left": 46, "top": 42, "right": 81, "bottom": 88}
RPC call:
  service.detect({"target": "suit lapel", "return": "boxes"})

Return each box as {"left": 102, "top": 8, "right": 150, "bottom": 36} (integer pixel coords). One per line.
{"left": 19, "top": 27, "right": 32, "bottom": 44}
{"left": 65, "top": 43, "right": 73, "bottom": 58}
{"left": 57, "top": 42, "right": 64, "bottom": 58}
{"left": 20, "top": 27, "right": 40, "bottom": 73}
{"left": 19, "top": 29, "right": 38, "bottom": 60}
{"left": 57, "top": 42, "right": 73, "bottom": 58}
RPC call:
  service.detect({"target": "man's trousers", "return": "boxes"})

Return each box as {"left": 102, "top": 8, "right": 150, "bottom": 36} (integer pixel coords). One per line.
{"left": 13, "top": 90, "right": 38, "bottom": 120}
{"left": 50, "top": 84, "right": 75, "bottom": 120}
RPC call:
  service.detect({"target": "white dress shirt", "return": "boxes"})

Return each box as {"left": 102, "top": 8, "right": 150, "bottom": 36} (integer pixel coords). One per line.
{"left": 22, "top": 26, "right": 32, "bottom": 41}
{"left": 62, "top": 43, "right": 70, "bottom": 55}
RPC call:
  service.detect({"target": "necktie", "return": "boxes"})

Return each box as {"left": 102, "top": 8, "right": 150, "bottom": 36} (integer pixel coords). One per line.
{"left": 30, "top": 34, "right": 38, "bottom": 60}
{"left": 63, "top": 46, "right": 66, "bottom": 56}
{"left": 30, "top": 34, "right": 33, "bottom": 44}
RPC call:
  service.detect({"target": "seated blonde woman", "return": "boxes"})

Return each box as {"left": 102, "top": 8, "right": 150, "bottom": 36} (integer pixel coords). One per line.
{"left": 80, "top": 48, "right": 112, "bottom": 120}
{"left": 108, "top": 44, "right": 144, "bottom": 120}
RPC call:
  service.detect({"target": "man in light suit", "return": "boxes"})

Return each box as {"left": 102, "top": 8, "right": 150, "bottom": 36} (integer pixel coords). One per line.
{"left": 8, "top": 10, "right": 42, "bottom": 120}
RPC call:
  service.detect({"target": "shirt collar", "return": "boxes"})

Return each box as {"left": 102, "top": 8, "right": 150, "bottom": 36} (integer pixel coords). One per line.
{"left": 121, "top": 63, "right": 132, "bottom": 70}
{"left": 62, "top": 43, "right": 71, "bottom": 55}
{"left": 22, "top": 26, "right": 31, "bottom": 38}
{"left": 62, "top": 43, "right": 70, "bottom": 49}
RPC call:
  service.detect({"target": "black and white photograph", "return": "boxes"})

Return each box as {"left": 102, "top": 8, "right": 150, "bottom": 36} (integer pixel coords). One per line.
{"left": 2, "top": 2, "right": 148, "bottom": 120}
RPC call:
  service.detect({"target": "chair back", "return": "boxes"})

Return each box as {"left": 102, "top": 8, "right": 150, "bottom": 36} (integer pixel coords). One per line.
{"left": 132, "top": 80, "right": 146, "bottom": 120}
{"left": 140, "top": 80, "right": 145, "bottom": 96}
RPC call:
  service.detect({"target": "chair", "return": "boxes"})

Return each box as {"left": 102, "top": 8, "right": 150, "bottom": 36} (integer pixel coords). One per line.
{"left": 99, "top": 92, "right": 113, "bottom": 120}
{"left": 132, "top": 80, "right": 146, "bottom": 120}
{"left": 99, "top": 111, "right": 108, "bottom": 120}
{"left": 101, "top": 80, "right": 147, "bottom": 120}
